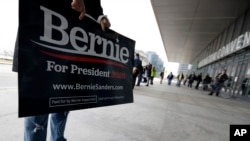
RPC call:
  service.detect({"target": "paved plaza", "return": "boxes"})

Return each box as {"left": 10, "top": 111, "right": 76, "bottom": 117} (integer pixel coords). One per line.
{"left": 1, "top": 64, "right": 250, "bottom": 141}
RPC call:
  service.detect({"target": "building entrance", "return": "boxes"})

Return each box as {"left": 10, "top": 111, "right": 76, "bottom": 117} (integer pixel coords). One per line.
{"left": 233, "top": 59, "right": 250, "bottom": 97}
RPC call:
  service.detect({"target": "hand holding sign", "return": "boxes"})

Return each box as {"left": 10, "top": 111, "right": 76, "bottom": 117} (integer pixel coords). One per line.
{"left": 71, "top": 0, "right": 86, "bottom": 20}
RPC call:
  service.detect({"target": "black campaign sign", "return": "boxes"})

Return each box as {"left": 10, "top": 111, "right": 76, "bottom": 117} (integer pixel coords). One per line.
{"left": 18, "top": 0, "right": 135, "bottom": 117}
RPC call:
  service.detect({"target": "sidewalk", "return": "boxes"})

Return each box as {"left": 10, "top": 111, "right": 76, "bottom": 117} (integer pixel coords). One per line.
{"left": 1, "top": 75, "right": 250, "bottom": 141}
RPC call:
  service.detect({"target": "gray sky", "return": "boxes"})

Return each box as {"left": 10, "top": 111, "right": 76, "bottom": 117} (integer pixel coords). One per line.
{"left": 101, "top": 0, "right": 167, "bottom": 62}
{"left": 0, "top": 1, "right": 18, "bottom": 53}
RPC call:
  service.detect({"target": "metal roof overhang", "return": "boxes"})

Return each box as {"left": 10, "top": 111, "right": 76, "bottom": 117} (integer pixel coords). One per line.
{"left": 151, "top": 0, "right": 250, "bottom": 64}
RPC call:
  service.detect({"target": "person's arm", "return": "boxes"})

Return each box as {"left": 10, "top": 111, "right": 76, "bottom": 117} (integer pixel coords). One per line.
{"left": 71, "top": 0, "right": 111, "bottom": 30}
{"left": 84, "top": 0, "right": 111, "bottom": 31}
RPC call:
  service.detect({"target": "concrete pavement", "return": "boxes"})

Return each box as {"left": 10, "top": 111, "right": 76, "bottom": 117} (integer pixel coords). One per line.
{"left": 1, "top": 64, "right": 250, "bottom": 141}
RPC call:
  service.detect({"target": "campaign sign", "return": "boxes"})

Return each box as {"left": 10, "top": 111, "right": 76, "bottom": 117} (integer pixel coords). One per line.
{"left": 18, "top": 0, "right": 135, "bottom": 117}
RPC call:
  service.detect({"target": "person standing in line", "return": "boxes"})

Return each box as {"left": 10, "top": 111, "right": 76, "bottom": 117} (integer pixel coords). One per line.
{"left": 176, "top": 72, "right": 184, "bottom": 87}
{"left": 142, "top": 66, "right": 147, "bottom": 83}
{"left": 13, "top": 1, "right": 111, "bottom": 141}
{"left": 195, "top": 73, "right": 202, "bottom": 90}
{"left": 183, "top": 74, "right": 188, "bottom": 85}
{"left": 167, "top": 72, "right": 174, "bottom": 85}
{"left": 241, "top": 78, "right": 248, "bottom": 95}
{"left": 136, "top": 64, "right": 143, "bottom": 86}
{"left": 202, "top": 73, "right": 212, "bottom": 91}
{"left": 145, "top": 63, "right": 152, "bottom": 86}
{"left": 208, "top": 69, "right": 228, "bottom": 96}
{"left": 160, "top": 71, "right": 164, "bottom": 84}
{"left": 132, "top": 53, "right": 142, "bottom": 88}
{"left": 187, "top": 71, "right": 196, "bottom": 88}
{"left": 150, "top": 66, "right": 156, "bottom": 85}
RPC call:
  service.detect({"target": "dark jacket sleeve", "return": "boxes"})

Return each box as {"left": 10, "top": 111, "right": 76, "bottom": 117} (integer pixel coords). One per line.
{"left": 85, "top": 0, "right": 104, "bottom": 20}
{"left": 12, "top": 32, "right": 19, "bottom": 72}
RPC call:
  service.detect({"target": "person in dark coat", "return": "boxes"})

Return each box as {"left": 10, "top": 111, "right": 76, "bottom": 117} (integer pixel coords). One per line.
{"left": 160, "top": 71, "right": 164, "bottom": 84}
{"left": 209, "top": 69, "right": 228, "bottom": 96}
{"left": 195, "top": 73, "right": 202, "bottom": 89}
{"left": 132, "top": 53, "right": 142, "bottom": 88}
{"left": 187, "top": 71, "right": 196, "bottom": 88}
{"left": 145, "top": 63, "right": 152, "bottom": 86}
{"left": 202, "top": 73, "right": 212, "bottom": 91}
{"left": 167, "top": 72, "right": 174, "bottom": 85}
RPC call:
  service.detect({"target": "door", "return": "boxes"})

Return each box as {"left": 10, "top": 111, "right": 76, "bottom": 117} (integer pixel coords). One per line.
{"left": 233, "top": 60, "right": 249, "bottom": 95}
{"left": 241, "top": 60, "right": 250, "bottom": 96}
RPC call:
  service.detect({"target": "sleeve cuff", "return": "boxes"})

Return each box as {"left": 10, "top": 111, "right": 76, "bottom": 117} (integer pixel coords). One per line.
{"left": 97, "top": 15, "right": 107, "bottom": 24}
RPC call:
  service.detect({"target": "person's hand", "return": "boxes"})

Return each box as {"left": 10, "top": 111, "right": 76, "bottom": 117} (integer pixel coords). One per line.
{"left": 100, "top": 17, "right": 111, "bottom": 31}
{"left": 71, "top": 0, "right": 85, "bottom": 20}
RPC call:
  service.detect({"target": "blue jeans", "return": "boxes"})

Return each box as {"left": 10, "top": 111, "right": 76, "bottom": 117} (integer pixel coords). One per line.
{"left": 188, "top": 82, "right": 193, "bottom": 88}
{"left": 24, "top": 112, "right": 69, "bottom": 141}
{"left": 176, "top": 80, "right": 181, "bottom": 87}
{"left": 168, "top": 79, "right": 172, "bottom": 85}
{"left": 211, "top": 82, "right": 224, "bottom": 94}
{"left": 136, "top": 72, "right": 142, "bottom": 86}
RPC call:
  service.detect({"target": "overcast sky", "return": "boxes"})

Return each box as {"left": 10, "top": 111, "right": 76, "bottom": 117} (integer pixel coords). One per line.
{"left": 101, "top": 0, "right": 167, "bottom": 61}
{"left": 0, "top": 0, "right": 168, "bottom": 63}
{"left": 0, "top": 1, "right": 18, "bottom": 53}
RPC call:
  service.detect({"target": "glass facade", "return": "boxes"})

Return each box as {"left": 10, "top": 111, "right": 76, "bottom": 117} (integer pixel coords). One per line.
{"left": 197, "top": 8, "right": 250, "bottom": 98}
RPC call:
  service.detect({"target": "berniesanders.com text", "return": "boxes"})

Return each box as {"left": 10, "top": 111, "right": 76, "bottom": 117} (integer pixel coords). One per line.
{"left": 53, "top": 83, "right": 124, "bottom": 90}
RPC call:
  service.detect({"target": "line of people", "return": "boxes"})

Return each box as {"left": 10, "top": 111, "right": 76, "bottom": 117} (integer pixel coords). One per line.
{"left": 133, "top": 57, "right": 229, "bottom": 98}
{"left": 166, "top": 71, "right": 213, "bottom": 90}
{"left": 132, "top": 53, "right": 157, "bottom": 88}
{"left": 165, "top": 69, "right": 229, "bottom": 97}
{"left": 132, "top": 53, "right": 229, "bottom": 98}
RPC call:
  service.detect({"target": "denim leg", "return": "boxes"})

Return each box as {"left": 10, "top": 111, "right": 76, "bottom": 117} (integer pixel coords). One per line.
{"left": 177, "top": 80, "right": 181, "bottom": 87}
{"left": 50, "top": 112, "right": 69, "bottom": 141}
{"left": 146, "top": 77, "right": 150, "bottom": 86}
{"left": 150, "top": 77, "right": 154, "bottom": 84}
{"left": 24, "top": 115, "right": 49, "bottom": 141}
{"left": 215, "top": 83, "right": 223, "bottom": 94}
{"left": 136, "top": 73, "right": 142, "bottom": 86}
